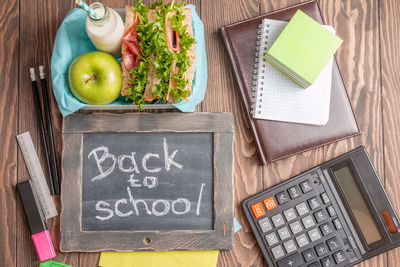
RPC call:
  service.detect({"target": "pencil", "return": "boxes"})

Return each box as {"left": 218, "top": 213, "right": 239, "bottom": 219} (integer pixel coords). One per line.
{"left": 39, "top": 66, "right": 60, "bottom": 195}
{"left": 29, "top": 68, "right": 56, "bottom": 195}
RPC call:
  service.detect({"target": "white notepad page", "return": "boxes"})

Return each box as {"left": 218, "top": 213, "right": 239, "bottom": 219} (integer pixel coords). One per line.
{"left": 251, "top": 19, "right": 334, "bottom": 126}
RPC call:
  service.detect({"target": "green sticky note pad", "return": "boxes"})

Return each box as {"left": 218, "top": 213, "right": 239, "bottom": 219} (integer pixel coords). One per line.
{"left": 265, "top": 10, "right": 343, "bottom": 88}
{"left": 39, "top": 261, "right": 72, "bottom": 267}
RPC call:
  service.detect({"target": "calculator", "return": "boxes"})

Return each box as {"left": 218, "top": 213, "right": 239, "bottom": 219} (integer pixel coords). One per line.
{"left": 243, "top": 147, "right": 400, "bottom": 267}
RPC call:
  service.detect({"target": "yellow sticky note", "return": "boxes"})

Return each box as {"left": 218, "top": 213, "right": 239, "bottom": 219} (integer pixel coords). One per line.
{"left": 99, "top": 250, "right": 219, "bottom": 267}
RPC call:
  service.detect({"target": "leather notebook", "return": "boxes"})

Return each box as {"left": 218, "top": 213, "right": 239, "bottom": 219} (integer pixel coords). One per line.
{"left": 219, "top": 0, "right": 360, "bottom": 164}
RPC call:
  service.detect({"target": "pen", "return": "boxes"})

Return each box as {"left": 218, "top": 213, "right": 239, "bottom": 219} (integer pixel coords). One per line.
{"left": 29, "top": 68, "right": 55, "bottom": 195}
{"left": 39, "top": 66, "right": 60, "bottom": 195}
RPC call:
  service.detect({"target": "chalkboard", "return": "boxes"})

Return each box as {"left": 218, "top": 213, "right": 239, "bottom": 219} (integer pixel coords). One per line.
{"left": 81, "top": 132, "right": 214, "bottom": 231}
{"left": 61, "top": 112, "right": 234, "bottom": 252}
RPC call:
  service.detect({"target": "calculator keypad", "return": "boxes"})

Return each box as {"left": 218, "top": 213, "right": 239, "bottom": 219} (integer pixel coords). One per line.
{"left": 320, "top": 222, "right": 334, "bottom": 236}
{"left": 302, "top": 215, "right": 315, "bottom": 229}
{"left": 320, "top": 255, "right": 335, "bottom": 267}
{"left": 296, "top": 233, "right": 309, "bottom": 248}
{"left": 277, "top": 253, "right": 302, "bottom": 267}
{"left": 333, "top": 218, "right": 342, "bottom": 230}
{"left": 283, "top": 208, "right": 297, "bottom": 222}
{"left": 283, "top": 239, "right": 297, "bottom": 253}
{"left": 314, "top": 210, "right": 327, "bottom": 222}
{"left": 308, "top": 228, "right": 322, "bottom": 242}
{"left": 321, "top": 192, "right": 330, "bottom": 204}
{"left": 300, "top": 180, "right": 313, "bottom": 193}
{"left": 246, "top": 176, "right": 352, "bottom": 267}
{"left": 288, "top": 185, "right": 302, "bottom": 199}
{"left": 258, "top": 217, "right": 272, "bottom": 232}
{"left": 264, "top": 196, "right": 278, "bottom": 211}
{"left": 289, "top": 221, "right": 303, "bottom": 235}
{"left": 272, "top": 214, "right": 285, "bottom": 227}
{"left": 315, "top": 242, "right": 329, "bottom": 257}
{"left": 327, "top": 237, "right": 339, "bottom": 251}
{"left": 271, "top": 245, "right": 285, "bottom": 260}
{"left": 278, "top": 226, "right": 291, "bottom": 241}
{"left": 308, "top": 197, "right": 321, "bottom": 210}
{"left": 276, "top": 191, "right": 290, "bottom": 205}
{"left": 250, "top": 202, "right": 265, "bottom": 218}
{"left": 266, "top": 232, "right": 279, "bottom": 246}
{"left": 333, "top": 250, "right": 346, "bottom": 264}
{"left": 327, "top": 206, "right": 336, "bottom": 217}
{"left": 302, "top": 248, "right": 316, "bottom": 262}
{"left": 296, "top": 202, "right": 309, "bottom": 216}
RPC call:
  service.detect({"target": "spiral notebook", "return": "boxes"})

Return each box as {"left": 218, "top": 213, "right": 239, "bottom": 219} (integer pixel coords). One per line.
{"left": 251, "top": 19, "right": 334, "bottom": 126}
{"left": 219, "top": 0, "right": 360, "bottom": 164}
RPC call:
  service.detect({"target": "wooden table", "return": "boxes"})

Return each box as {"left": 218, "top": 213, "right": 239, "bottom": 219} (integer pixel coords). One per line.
{"left": 1, "top": 0, "right": 399, "bottom": 266}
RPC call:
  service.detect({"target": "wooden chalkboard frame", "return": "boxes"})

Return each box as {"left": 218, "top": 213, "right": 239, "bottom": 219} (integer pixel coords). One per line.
{"left": 60, "top": 112, "right": 234, "bottom": 252}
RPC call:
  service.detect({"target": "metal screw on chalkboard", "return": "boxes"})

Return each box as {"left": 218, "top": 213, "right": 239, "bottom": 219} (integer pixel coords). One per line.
{"left": 144, "top": 237, "right": 151, "bottom": 245}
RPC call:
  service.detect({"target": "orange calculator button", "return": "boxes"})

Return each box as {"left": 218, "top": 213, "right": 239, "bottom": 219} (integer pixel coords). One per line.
{"left": 251, "top": 202, "right": 265, "bottom": 218}
{"left": 382, "top": 210, "right": 398, "bottom": 234}
{"left": 263, "top": 197, "right": 277, "bottom": 211}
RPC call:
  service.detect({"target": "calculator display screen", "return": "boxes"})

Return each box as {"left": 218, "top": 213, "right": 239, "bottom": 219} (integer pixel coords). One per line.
{"left": 334, "top": 166, "right": 382, "bottom": 245}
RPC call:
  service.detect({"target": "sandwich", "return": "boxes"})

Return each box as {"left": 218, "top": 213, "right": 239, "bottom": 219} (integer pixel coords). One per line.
{"left": 121, "top": 0, "right": 196, "bottom": 109}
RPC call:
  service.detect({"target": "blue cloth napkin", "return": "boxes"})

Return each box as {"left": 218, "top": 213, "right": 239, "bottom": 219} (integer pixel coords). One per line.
{"left": 51, "top": 5, "right": 207, "bottom": 116}
{"left": 234, "top": 218, "right": 242, "bottom": 232}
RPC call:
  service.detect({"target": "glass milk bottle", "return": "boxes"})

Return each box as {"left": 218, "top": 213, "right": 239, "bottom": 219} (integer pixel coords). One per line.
{"left": 85, "top": 2, "right": 124, "bottom": 57}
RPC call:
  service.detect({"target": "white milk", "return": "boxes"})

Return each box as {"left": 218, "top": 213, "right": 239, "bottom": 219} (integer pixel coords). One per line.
{"left": 85, "top": 2, "right": 124, "bottom": 57}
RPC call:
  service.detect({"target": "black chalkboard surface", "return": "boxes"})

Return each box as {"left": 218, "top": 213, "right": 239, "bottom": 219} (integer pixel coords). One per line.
{"left": 82, "top": 132, "right": 214, "bottom": 231}
{"left": 61, "top": 112, "right": 234, "bottom": 252}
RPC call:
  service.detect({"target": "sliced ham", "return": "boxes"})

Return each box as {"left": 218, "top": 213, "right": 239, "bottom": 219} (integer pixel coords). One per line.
{"left": 122, "top": 26, "right": 142, "bottom": 56}
{"left": 122, "top": 48, "right": 136, "bottom": 72}
{"left": 165, "top": 11, "right": 181, "bottom": 53}
{"left": 121, "top": 6, "right": 141, "bottom": 96}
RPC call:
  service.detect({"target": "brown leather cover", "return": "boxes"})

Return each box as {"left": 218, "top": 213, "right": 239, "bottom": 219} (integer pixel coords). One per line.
{"left": 219, "top": 0, "right": 360, "bottom": 164}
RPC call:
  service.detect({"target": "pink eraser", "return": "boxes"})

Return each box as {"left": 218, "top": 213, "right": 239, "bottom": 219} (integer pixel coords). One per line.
{"left": 32, "top": 230, "right": 56, "bottom": 261}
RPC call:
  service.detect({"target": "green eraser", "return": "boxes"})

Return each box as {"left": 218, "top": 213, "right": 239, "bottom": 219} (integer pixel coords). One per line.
{"left": 39, "top": 261, "right": 72, "bottom": 267}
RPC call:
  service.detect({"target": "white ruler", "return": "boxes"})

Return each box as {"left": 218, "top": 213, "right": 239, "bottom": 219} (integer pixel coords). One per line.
{"left": 17, "top": 132, "right": 58, "bottom": 219}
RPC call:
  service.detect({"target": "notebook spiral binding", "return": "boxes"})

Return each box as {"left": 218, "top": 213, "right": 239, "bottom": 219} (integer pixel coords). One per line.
{"left": 250, "top": 20, "right": 269, "bottom": 116}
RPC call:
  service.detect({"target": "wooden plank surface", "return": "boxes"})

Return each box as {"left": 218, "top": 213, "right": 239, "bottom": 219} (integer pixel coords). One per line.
{"left": 201, "top": 0, "right": 264, "bottom": 266}
{"left": 0, "top": 0, "right": 399, "bottom": 266}
{"left": 320, "top": 1, "right": 384, "bottom": 267}
{"left": 0, "top": 0, "right": 19, "bottom": 266}
{"left": 380, "top": 0, "right": 400, "bottom": 266}
{"left": 17, "top": 0, "right": 79, "bottom": 265}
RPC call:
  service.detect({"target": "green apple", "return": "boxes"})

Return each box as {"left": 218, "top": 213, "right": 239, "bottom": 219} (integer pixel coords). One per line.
{"left": 68, "top": 51, "right": 122, "bottom": 105}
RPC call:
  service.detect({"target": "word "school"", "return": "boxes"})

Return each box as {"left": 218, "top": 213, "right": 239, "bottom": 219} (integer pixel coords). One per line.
{"left": 95, "top": 184, "right": 206, "bottom": 221}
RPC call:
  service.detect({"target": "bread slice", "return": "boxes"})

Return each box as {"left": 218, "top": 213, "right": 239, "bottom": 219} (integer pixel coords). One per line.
{"left": 142, "top": 10, "right": 159, "bottom": 101}
{"left": 121, "top": 6, "right": 136, "bottom": 96}
{"left": 182, "top": 8, "right": 196, "bottom": 95}
{"left": 165, "top": 8, "right": 196, "bottom": 103}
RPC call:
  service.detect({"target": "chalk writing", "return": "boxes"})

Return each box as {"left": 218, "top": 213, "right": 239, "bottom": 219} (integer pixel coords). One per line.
{"left": 82, "top": 134, "right": 213, "bottom": 230}
{"left": 88, "top": 138, "right": 183, "bottom": 181}
{"left": 163, "top": 138, "right": 183, "bottom": 171}
{"left": 118, "top": 152, "right": 140, "bottom": 173}
{"left": 88, "top": 146, "right": 116, "bottom": 182}
{"left": 142, "top": 153, "right": 162, "bottom": 173}
{"left": 95, "top": 201, "right": 114, "bottom": 221}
